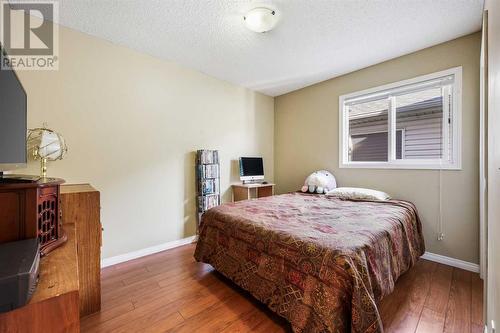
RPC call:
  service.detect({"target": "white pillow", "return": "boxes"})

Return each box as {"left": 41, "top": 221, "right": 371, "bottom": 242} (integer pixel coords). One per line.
{"left": 325, "top": 187, "right": 391, "bottom": 201}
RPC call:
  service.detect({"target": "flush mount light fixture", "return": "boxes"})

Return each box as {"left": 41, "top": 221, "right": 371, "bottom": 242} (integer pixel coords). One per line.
{"left": 243, "top": 7, "right": 278, "bottom": 33}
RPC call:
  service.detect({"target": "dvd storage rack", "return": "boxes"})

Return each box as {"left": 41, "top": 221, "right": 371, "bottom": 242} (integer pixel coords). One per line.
{"left": 196, "top": 150, "right": 220, "bottom": 226}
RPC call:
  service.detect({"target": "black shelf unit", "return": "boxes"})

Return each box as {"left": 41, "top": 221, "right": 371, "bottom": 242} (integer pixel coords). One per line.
{"left": 196, "top": 150, "right": 220, "bottom": 225}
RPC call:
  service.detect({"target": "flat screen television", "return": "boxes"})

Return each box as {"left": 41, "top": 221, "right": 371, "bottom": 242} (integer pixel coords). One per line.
{"left": 0, "top": 46, "right": 27, "bottom": 173}
{"left": 239, "top": 157, "right": 264, "bottom": 182}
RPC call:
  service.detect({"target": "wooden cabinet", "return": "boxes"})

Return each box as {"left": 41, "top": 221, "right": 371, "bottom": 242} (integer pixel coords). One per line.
{"left": 0, "top": 191, "right": 23, "bottom": 242}
{"left": 232, "top": 183, "right": 275, "bottom": 202}
{"left": 0, "top": 183, "right": 101, "bottom": 331}
{"left": 0, "top": 224, "right": 80, "bottom": 333}
{"left": 0, "top": 177, "right": 66, "bottom": 255}
{"left": 60, "top": 184, "right": 101, "bottom": 317}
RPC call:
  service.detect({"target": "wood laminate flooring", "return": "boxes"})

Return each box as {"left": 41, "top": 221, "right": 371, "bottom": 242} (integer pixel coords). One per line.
{"left": 82, "top": 244, "right": 483, "bottom": 333}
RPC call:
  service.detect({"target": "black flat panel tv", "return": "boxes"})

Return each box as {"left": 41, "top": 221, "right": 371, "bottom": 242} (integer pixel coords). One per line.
{"left": 0, "top": 46, "right": 27, "bottom": 172}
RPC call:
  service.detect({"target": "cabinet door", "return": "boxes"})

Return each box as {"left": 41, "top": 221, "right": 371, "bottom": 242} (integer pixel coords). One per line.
{"left": 0, "top": 192, "right": 21, "bottom": 243}
{"left": 37, "top": 188, "right": 59, "bottom": 246}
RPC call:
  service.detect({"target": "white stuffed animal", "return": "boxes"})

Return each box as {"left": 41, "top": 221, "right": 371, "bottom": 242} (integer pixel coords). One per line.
{"left": 301, "top": 170, "right": 337, "bottom": 194}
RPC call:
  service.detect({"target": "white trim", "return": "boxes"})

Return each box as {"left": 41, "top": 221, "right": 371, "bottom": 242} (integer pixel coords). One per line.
{"left": 400, "top": 128, "right": 406, "bottom": 159}
{"left": 341, "top": 67, "right": 458, "bottom": 102}
{"left": 479, "top": 19, "right": 487, "bottom": 280}
{"left": 101, "top": 235, "right": 198, "bottom": 268}
{"left": 339, "top": 160, "right": 462, "bottom": 170}
{"left": 100, "top": 240, "right": 478, "bottom": 276}
{"left": 421, "top": 251, "right": 480, "bottom": 273}
{"left": 442, "top": 85, "right": 451, "bottom": 164}
{"left": 389, "top": 96, "right": 396, "bottom": 163}
{"left": 339, "top": 66, "right": 462, "bottom": 170}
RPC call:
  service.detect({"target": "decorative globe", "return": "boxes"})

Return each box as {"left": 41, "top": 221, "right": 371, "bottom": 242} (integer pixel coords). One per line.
{"left": 27, "top": 127, "right": 67, "bottom": 178}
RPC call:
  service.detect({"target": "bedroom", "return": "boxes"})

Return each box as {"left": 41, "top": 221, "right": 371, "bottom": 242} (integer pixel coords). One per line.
{"left": 0, "top": 0, "right": 498, "bottom": 332}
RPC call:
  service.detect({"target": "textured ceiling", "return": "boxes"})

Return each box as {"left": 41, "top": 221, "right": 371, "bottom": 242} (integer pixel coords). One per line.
{"left": 53, "top": 0, "right": 483, "bottom": 96}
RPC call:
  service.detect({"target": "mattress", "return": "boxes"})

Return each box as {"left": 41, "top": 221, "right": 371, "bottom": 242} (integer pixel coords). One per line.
{"left": 194, "top": 192, "right": 425, "bottom": 332}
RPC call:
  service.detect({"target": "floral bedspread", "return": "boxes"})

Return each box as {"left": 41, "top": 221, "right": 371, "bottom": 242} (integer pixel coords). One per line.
{"left": 194, "top": 192, "right": 425, "bottom": 333}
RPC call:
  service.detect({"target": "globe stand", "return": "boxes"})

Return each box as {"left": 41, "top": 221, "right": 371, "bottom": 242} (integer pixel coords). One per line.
{"left": 40, "top": 157, "right": 48, "bottom": 179}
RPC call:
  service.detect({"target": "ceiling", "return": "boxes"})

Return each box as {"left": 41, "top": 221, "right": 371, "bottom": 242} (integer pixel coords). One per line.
{"left": 53, "top": 0, "right": 483, "bottom": 96}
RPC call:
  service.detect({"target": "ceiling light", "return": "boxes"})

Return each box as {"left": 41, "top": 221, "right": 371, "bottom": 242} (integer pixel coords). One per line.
{"left": 243, "top": 7, "right": 278, "bottom": 33}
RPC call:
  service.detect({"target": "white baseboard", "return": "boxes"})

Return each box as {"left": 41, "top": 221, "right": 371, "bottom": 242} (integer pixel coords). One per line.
{"left": 101, "top": 241, "right": 479, "bottom": 273}
{"left": 101, "top": 235, "right": 198, "bottom": 268}
{"left": 421, "top": 251, "right": 479, "bottom": 273}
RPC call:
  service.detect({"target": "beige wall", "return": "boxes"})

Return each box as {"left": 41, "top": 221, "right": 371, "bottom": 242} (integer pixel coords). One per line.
{"left": 15, "top": 25, "right": 274, "bottom": 259}
{"left": 275, "top": 33, "right": 481, "bottom": 264}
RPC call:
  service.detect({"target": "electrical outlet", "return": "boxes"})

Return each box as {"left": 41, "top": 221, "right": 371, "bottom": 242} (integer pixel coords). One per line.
{"left": 437, "top": 233, "right": 445, "bottom": 241}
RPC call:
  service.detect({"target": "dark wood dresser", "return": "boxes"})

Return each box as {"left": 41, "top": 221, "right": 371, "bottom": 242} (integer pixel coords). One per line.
{"left": 0, "top": 177, "right": 66, "bottom": 254}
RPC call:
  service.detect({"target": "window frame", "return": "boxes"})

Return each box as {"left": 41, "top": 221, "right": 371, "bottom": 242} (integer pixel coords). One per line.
{"left": 339, "top": 67, "right": 462, "bottom": 170}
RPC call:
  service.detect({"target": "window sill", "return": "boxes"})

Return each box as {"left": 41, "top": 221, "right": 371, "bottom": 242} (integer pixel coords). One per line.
{"left": 339, "top": 161, "right": 462, "bottom": 170}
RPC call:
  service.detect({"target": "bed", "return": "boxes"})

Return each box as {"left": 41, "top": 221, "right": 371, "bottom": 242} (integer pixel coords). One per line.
{"left": 194, "top": 192, "right": 425, "bottom": 333}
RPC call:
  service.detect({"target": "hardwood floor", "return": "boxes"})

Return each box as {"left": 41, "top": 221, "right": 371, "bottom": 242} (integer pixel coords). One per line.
{"left": 81, "top": 244, "right": 483, "bottom": 333}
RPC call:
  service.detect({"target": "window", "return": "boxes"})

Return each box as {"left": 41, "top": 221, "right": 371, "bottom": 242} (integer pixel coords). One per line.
{"left": 339, "top": 67, "right": 462, "bottom": 169}
{"left": 351, "top": 130, "right": 403, "bottom": 161}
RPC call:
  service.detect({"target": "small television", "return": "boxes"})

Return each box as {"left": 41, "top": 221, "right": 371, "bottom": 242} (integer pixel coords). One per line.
{"left": 239, "top": 157, "right": 264, "bottom": 183}
{"left": 0, "top": 45, "right": 27, "bottom": 173}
